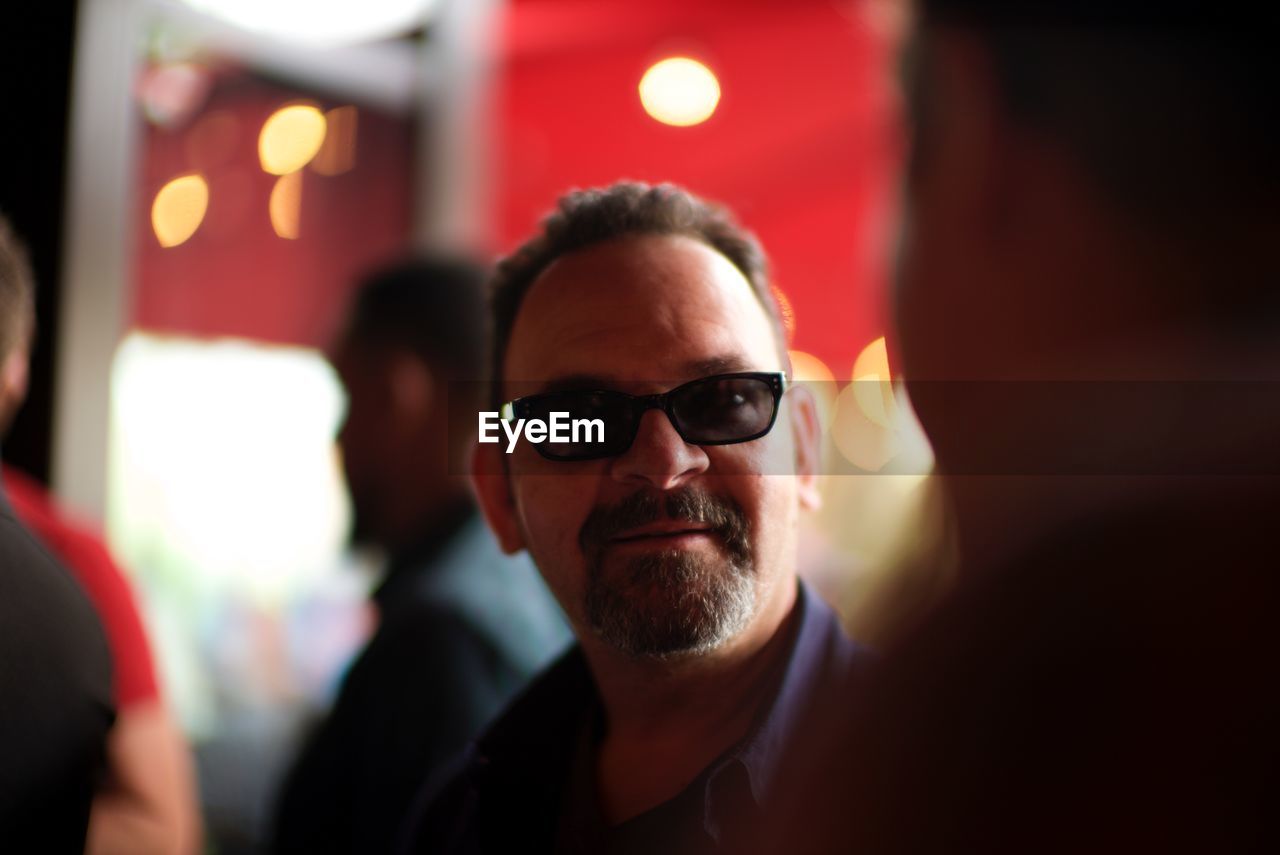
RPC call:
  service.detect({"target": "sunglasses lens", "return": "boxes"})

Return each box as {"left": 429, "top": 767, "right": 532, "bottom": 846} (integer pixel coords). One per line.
{"left": 522, "top": 392, "right": 635, "bottom": 460}
{"left": 671, "top": 376, "right": 777, "bottom": 443}
{"left": 511, "top": 373, "right": 780, "bottom": 461}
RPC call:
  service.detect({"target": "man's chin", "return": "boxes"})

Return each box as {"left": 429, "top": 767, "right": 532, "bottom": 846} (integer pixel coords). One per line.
{"left": 585, "top": 552, "right": 756, "bottom": 659}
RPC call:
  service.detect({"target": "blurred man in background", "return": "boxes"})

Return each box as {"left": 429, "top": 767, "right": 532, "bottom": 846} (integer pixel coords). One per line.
{"left": 779, "top": 3, "right": 1279, "bottom": 852}
{"left": 2, "top": 213, "right": 199, "bottom": 853}
{"left": 408, "top": 183, "right": 862, "bottom": 854}
{"left": 272, "top": 257, "right": 570, "bottom": 854}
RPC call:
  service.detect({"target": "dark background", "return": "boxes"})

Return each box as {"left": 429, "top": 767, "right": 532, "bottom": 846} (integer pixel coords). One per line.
{"left": 1, "top": 0, "right": 78, "bottom": 483}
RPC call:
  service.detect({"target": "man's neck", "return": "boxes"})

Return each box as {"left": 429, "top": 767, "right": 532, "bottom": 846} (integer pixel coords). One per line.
{"left": 582, "top": 576, "right": 799, "bottom": 824}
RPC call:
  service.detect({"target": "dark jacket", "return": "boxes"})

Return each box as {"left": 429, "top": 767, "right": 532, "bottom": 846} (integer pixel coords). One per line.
{"left": 405, "top": 581, "right": 864, "bottom": 855}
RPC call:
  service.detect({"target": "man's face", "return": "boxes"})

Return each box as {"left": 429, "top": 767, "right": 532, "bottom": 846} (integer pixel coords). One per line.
{"left": 484, "top": 234, "right": 817, "bottom": 659}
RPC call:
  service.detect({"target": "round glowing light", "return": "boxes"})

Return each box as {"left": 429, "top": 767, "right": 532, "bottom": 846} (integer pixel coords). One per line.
{"left": 852, "top": 336, "right": 897, "bottom": 428}
{"left": 639, "top": 57, "right": 721, "bottom": 127}
{"left": 831, "top": 382, "right": 898, "bottom": 472}
{"left": 181, "top": 0, "right": 436, "bottom": 48}
{"left": 788, "top": 350, "right": 838, "bottom": 429}
{"left": 269, "top": 172, "right": 303, "bottom": 240}
{"left": 790, "top": 350, "right": 836, "bottom": 386}
{"left": 259, "top": 105, "right": 327, "bottom": 176}
{"left": 151, "top": 174, "right": 209, "bottom": 248}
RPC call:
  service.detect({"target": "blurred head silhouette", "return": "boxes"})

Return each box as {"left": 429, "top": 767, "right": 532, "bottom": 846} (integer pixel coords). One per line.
{"left": 896, "top": 2, "right": 1280, "bottom": 472}
{"left": 330, "top": 256, "right": 487, "bottom": 551}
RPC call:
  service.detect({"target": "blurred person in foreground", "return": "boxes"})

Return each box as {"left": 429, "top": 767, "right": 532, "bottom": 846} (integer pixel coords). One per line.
{"left": 2, "top": 215, "right": 198, "bottom": 853}
{"left": 406, "top": 182, "right": 864, "bottom": 854}
{"left": 272, "top": 258, "right": 571, "bottom": 854}
{"left": 771, "top": 2, "right": 1280, "bottom": 852}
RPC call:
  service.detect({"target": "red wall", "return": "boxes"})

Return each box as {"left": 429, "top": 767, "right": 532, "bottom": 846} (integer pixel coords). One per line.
{"left": 129, "top": 1, "right": 900, "bottom": 375}
{"left": 494, "top": 0, "right": 901, "bottom": 376}
{"left": 132, "top": 69, "right": 415, "bottom": 348}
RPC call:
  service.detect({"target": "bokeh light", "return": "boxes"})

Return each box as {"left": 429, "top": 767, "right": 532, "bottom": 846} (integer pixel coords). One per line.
{"left": 259, "top": 104, "right": 327, "bottom": 176}
{"left": 832, "top": 381, "right": 898, "bottom": 471}
{"left": 639, "top": 57, "right": 721, "bottom": 127}
{"left": 310, "top": 106, "right": 358, "bottom": 176}
{"left": 269, "top": 172, "right": 303, "bottom": 239}
{"left": 789, "top": 349, "right": 838, "bottom": 429}
{"left": 151, "top": 174, "right": 209, "bottom": 248}
{"left": 852, "top": 336, "right": 897, "bottom": 428}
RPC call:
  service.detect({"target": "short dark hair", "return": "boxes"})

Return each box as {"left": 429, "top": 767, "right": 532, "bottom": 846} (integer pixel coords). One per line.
{"left": 0, "top": 214, "right": 35, "bottom": 361}
{"left": 488, "top": 182, "right": 788, "bottom": 403}
{"left": 343, "top": 255, "right": 488, "bottom": 380}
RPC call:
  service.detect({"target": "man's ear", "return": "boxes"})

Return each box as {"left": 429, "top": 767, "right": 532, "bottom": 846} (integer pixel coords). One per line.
{"left": 788, "top": 384, "right": 823, "bottom": 511}
{"left": 469, "top": 441, "right": 526, "bottom": 554}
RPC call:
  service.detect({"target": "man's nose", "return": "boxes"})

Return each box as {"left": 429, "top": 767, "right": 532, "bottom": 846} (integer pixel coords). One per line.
{"left": 609, "top": 408, "right": 710, "bottom": 490}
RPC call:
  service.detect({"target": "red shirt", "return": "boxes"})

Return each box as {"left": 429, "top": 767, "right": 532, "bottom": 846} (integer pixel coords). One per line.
{"left": 3, "top": 465, "right": 159, "bottom": 708}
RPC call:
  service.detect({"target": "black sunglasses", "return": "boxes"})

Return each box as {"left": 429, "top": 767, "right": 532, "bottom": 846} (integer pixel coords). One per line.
{"left": 500, "top": 371, "right": 787, "bottom": 461}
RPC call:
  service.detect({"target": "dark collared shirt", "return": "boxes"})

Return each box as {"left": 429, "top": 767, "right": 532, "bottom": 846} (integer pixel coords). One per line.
{"left": 406, "top": 580, "right": 864, "bottom": 854}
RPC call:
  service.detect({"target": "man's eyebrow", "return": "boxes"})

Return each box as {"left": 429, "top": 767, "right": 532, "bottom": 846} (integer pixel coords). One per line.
{"left": 535, "top": 374, "right": 617, "bottom": 394}
{"left": 681, "top": 355, "right": 755, "bottom": 376}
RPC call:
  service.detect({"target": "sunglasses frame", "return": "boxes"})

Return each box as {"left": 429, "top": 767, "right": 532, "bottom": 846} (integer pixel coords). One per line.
{"left": 500, "top": 371, "right": 788, "bottom": 461}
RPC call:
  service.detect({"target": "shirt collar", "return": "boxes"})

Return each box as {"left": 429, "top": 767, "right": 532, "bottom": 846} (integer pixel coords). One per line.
{"left": 470, "top": 579, "right": 863, "bottom": 849}
{"left": 707, "top": 580, "right": 862, "bottom": 814}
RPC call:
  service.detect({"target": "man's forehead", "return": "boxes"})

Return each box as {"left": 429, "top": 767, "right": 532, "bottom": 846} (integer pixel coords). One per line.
{"left": 503, "top": 233, "right": 780, "bottom": 385}
{"left": 516, "top": 355, "right": 760, "bottom": 397}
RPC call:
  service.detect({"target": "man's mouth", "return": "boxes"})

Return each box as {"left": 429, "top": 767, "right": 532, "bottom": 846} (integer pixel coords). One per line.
{"left": 610, "top": 521, "right": 715, "bottom": 544}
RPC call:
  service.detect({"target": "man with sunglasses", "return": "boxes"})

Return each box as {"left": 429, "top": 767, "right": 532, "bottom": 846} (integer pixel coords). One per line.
{"left": 405, "top": 182, "right": 862, "bottom": 854}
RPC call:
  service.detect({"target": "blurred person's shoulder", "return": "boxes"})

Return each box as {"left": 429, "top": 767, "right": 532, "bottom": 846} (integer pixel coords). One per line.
{"left": 764, "top": 475, "right": 1280, "bottom": 854}
{"left": 3, "top": 463, "right": 160, "bottom": 707}
{"left": 0, "top": 478, "right": 115, "bottom": 844}
{"left": 397, "top": 513, "right": 572, "bottom": 675}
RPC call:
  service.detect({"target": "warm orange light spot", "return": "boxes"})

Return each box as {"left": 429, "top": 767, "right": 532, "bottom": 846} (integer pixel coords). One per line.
{"left": 310, "top": 106, "right": 358, "bottom": 176}
{"left": 151, "top": 174, "right": 209, "bottom": 248}
{"left": 788, "top": 350, "right": 838, "bottom": 429}
{"left": 639, "top": 57, "right": 720, "bottom": 127}
{"left": 259, "top": 104, "right": 327, "bottom": 175}
{"left": 269, "top": 172, "right": 303, "bottom": 239}
{"left": 832, "top": 382, "right": 898, "bottom": 472}
{"left": 851, "top": 336, "right": 897, "bottom": 428}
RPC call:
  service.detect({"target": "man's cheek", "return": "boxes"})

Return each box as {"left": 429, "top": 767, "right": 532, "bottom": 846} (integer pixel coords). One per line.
{"left": 516, "top": 487, "right": 586, "bottom": 567}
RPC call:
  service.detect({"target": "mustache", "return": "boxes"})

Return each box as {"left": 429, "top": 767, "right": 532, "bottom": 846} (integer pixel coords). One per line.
{"left": 578, "top": 487, "right": 751, "bottom": 558}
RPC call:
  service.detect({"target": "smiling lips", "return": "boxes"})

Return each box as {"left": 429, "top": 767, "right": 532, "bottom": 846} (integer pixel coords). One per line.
{"left": 610, "top": 521, "right": 715, "bottom": 544}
